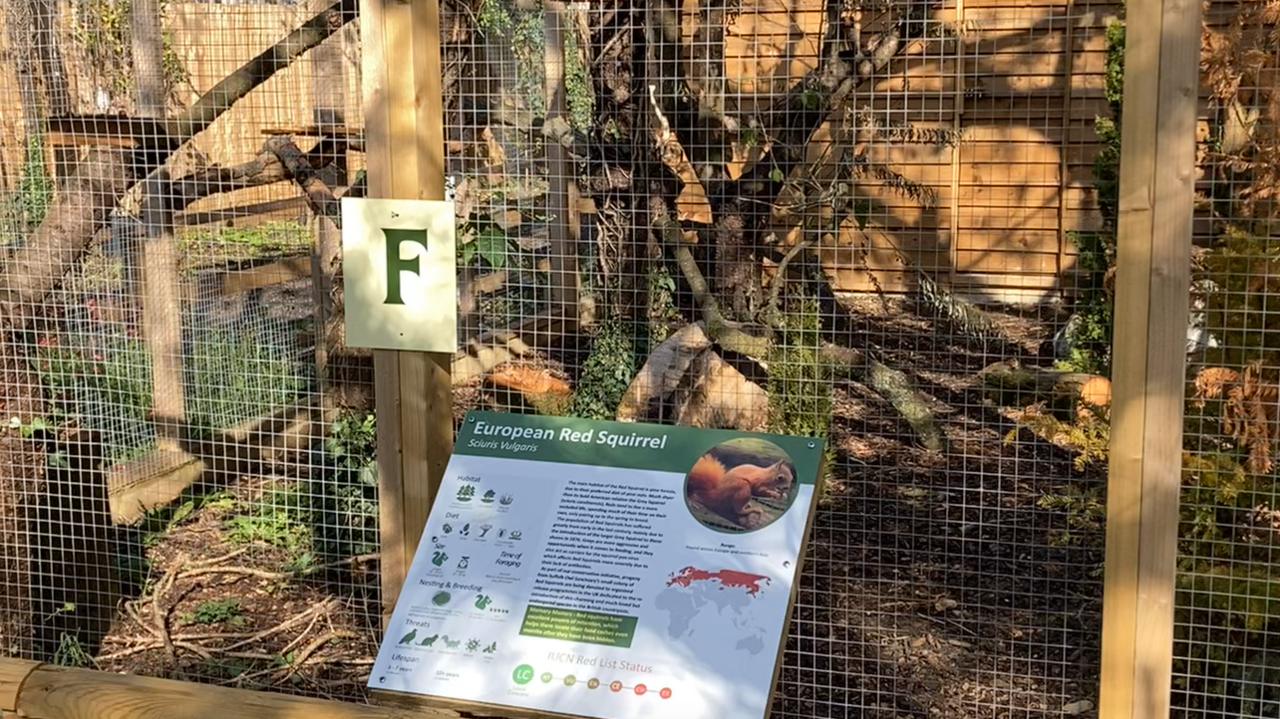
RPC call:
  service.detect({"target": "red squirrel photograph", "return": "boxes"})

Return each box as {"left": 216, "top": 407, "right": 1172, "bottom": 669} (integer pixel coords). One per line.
{"left": 684, "top": 440, "right": 798, "bottom": 532}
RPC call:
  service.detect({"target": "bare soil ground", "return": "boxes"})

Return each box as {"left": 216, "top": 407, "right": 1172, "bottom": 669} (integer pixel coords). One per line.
{"left": 90, "top": 293, "right": 1106, "bottom": 718}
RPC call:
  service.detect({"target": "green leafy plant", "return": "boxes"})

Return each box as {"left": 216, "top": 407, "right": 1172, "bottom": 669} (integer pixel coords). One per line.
{"left": 310, "top": 410, "right": 380, "bottom": 561}
{"left": 51, "top": 632, "right": 95, "bottom": 668}
{"left": 69, "top": 0, "right": 189, "bottom": 103}
{"left": 766, "top": 281, "right": 832, "bottom": 441}
{"left": 568, "top": 318, "right": 637, "bottom": 421}
{"left": 475, "top": 0, "right": 548, "bottom": 119}
{"left": 0, "top": 135, "right": 53, "bottom": 244}
{"left": 1057, "top": 14, "right": 1124, "bottom": 375}
{"left": 181, "top": 598, "right": 248, "bottom": 627}
{"left": 224, "top": 485, "right": 311, "bottom": 555}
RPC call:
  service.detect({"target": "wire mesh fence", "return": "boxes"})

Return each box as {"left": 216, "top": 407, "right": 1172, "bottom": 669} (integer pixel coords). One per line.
{"left": 1174, "top": 1, "right": 1280, "bottom": 717}
{"left": 0, "top": 0, "right": 380, "bottom": 697}
{"left": 0, "top": 0, "right": 1268, "bottom": 716}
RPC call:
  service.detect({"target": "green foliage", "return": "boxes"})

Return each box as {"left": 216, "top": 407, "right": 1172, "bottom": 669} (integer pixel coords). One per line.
{"left": 460, "top": 222, "right": 516, "bottom": 269}
{"left": 178, "top": 221, "right": 313, "bottom": 263}
{"left": 1010, "top": 407, "right": 1111, "bottom": 473}
{"left": 476, "top": 0, "right": 548, "bottom": 119}
{"left": 139, "top": 490, "right": 231, "bottom": 548}
{"left": 33, "top": 333, "right": 155, "bottom": 462}
{"left": 1199, "top": 229, "right": 1280, "bottom": 370}
{"left": 563, "top": 26, "right": 595, "bottom": 132}
{"left": 1037, "top": 482, "right": 1106, "bottom": 547}
{"left": 1060, "top": 231, "right": 1115, "bottom": 375}
{"left": 1058, "top": 14, "right": 1124, "bottom": 375}
{"left": 1179, "top": 451, "right": 1272, "bottom": 561}
{"left": 645, "top": 264, "right": 679, "bottom": 349}
{"left": 224, "top": 484, "right": 312, "bottom": 555}
{"left": 69, "top": 0, "right": 188, "bottom": 103}
{"left": 309, "top": 410, "right": 381, "bottom": 561}
{"left": 568, "top": 318, "right": 637, "bottom": 421}
{"left": 766, "top": 282, "right": 832, "bottom": 440}
{"left": 1000, "top": 404, "right": 1110, "bottom": 546}
{"left": 185, "top": 322, "right": 310, "bottom": 432}
{"left": 181, "top": 598, "right": 247, "bottom": 627}
{"left": 51, "top": 632, "right": 95, "bottom": 668}
{"left": 0, "top": 135, "right": 53, "bottom": 244}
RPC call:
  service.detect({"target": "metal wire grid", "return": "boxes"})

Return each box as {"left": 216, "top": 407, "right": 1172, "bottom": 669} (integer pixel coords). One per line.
{"left": 1173, "top": 1, "right": 1280, "bottom": 717}
{"left": 0, "top": 0, "right": 1132, "bottom": 714}
{"left": 453, "top": 1, "right": 1107, "bottom": 718}
{"left": 0, "top": 0, "right": 379, "bottom": 699}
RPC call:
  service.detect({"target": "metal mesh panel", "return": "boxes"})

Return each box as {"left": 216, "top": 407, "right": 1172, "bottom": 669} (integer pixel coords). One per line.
{"left": 0, "top": 0, "right": 1151, "bottom": 714}
{"left": 1173, "top": 1, "right": 1280, "bottom": 717}
{"left": 0, "top": 0, "right": 378, "bottom": 700}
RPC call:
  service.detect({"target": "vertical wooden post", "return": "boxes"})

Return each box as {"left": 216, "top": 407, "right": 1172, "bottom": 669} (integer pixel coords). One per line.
{"left": 543, "top": 1, "right": 581, "bottom": 328}
{"left": 1098, "top": 0, "right": 1201, "bottom": 717}
{"left": 946, "top": 0, "right": 964, "bottom": 286}
{"left": 360, "top": 0, "right": 453, "bottom": 628}
{"left": 310, "top": 0, "right": 346, "bottom": 395}
{"left": 1056, "top": 1, "right": 1076, "bottom": 295}
{"left": 139, "top": 171, "right": 187, "bottom": 452}
{"left": 129, "top": 0, "right": 166, "bottom": 117}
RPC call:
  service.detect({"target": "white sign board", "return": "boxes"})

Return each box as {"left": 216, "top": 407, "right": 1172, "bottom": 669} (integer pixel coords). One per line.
{"left": 341, "top": 197, "right": 457, "bottom": 353}
{"left": 369, "top": 411, "right": 824, "bottom": 719}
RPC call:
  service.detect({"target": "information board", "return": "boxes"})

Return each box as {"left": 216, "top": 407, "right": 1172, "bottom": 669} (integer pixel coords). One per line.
{"left": 368, "top": 411, "right": 824, "bottom": 719}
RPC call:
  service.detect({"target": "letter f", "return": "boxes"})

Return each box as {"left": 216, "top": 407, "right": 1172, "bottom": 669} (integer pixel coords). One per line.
{"left": 383, "top": 228, "right": 430, "bottom": 305}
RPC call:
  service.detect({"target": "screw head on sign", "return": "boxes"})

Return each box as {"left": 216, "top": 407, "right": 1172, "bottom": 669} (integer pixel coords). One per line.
{"left": 808, "top": 441, "right": 816, "bottom": 448}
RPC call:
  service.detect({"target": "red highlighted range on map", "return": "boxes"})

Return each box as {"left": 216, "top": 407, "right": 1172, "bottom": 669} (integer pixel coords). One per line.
{"left": 664, "top": 567, "right": 771, "bottom": 595}
{"left": 655, "top": 566, "right": 773, "bottom": 656}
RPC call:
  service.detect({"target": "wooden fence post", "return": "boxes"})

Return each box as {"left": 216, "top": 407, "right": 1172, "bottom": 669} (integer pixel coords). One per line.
{"left": 1098, "top": 0, "right": 1202, "bottom": 717}
{"left": 360, "top": 0, "right": 453, "bottom": 629}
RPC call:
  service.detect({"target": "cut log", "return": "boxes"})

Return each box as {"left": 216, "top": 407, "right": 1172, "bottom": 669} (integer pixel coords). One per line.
{"left": 616, "top": 323, "right": 770, "bottom": 432}
{"left": 617, "top": 323, "right": 714, "bottom": 422}
{"left": 483, "top": 365, "right": 573, "bottom": 416}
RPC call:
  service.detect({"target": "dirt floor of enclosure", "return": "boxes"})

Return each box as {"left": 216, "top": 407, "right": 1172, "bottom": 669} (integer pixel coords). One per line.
{"left": 93, "top": 294, "right": 1106, "bottom": 718}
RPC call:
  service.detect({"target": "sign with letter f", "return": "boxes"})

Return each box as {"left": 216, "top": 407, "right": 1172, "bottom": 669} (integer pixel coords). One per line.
{"left": 341, "top": 197, "right": 458, "bottom": 353}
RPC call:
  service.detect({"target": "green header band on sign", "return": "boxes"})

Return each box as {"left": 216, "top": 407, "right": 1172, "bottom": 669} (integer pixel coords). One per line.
{"left": 455, "top": 410, "right": 825, "bottom": 486}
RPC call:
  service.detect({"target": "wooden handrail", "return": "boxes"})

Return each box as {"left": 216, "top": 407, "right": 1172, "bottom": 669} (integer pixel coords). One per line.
{"left": 0, "top": 658, "right": 464, "bottom": 719}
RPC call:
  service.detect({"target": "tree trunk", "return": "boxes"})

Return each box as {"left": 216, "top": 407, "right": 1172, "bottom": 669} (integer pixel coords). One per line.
{"left": 130, "top": 0, "right": 167, "bottom": 117}
{"left": 0, "top": 338, "right": 46, "bottom": 658}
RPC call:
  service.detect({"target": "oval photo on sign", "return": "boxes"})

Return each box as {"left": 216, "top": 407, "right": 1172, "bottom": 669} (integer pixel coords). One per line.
{"left": 682, "top": 437, "right": 800, "bottom": 534}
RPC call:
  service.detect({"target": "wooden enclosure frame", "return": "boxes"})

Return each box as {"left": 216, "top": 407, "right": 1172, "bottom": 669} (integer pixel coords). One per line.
{"left": 360, "top": 0, "right": 454, "bottom": 631}
{"left": 1097, "top": 0, "right": 1202, "bottom": 718}
{"left": 0, "top": 0, "right": 1209, "bottom": 716}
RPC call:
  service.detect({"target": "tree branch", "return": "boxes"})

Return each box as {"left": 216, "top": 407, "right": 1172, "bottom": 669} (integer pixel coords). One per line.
{"left": 264, "top": 135, "right": 342, "bottom": 229}
{"left": 652, "top": 213, "right": 771, "bottom": 358}
{"left": 0, "top": 0, "right": 358, "bottom": 332}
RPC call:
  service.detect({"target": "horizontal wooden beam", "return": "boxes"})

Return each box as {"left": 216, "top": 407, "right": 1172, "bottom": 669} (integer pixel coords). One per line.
{"left": 0, "top": 658, "right": 465, "bottom": 718}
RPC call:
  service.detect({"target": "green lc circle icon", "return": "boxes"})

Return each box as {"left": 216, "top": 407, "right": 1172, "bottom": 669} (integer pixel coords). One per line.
{"left": 512, "top": 664, "right": 535, "bottom": 685}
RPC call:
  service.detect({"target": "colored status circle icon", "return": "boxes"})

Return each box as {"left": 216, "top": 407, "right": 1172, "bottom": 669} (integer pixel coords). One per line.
{"left": 564, "top": 675, "right": 577, "bottom": 687}
{"left": 512, "top": 665, "right": 535, "bottom": 685}
{"left": 541, "top": 672, "right": 554, "bottom": 684}
{"left": 635, "top": 684, "right": 647, "bottom": 696}
{"left": 609, "top": 681, "right": 623, "bottom": 692}
{"left": 587, "top": 678, "right": 600, "bottom": 690}
{"left": 660, "top": 688, "right": 673, "bottom": 699}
